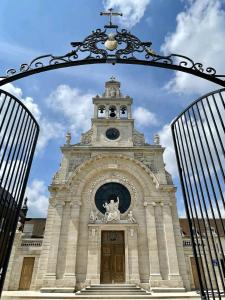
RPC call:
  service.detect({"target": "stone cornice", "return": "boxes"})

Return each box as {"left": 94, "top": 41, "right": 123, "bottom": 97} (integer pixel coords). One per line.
{"left": 61, "top": 145, "right": 165, "bottom": 153}
{"left": 91, "top": 118, "right": 134, "bottom": 124}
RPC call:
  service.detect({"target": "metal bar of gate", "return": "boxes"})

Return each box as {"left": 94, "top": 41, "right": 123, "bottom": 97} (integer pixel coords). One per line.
{"left": 0, "top": 89, "right": 39, "bottom": 296}
{"left": 172, "top": 88, "right": 225, "bottom": 300}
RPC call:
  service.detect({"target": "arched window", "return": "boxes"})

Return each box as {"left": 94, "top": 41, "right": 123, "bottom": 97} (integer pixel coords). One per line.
{"left": 109, "top": 106, "right": 117, "bottom": 118}
{"left": 120, "top": 106, "right": 128, "bottom": 118}
{"left": 98, "top": 105, "right": 106, "bottom": 118}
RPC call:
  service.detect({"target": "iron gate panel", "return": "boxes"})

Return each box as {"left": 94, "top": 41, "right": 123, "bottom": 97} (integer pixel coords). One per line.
{"left": 172, "top": 89, "right": 225, "bottom": 300}
{"left": 0, "top": 89, "right": 39, "bottom": 295}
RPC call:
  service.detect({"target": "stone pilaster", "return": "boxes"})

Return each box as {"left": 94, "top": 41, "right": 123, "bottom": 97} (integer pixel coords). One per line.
{"left": 43, "top": 201, "right": 64, "bottom": 287}
{"left": 94, "top": 104, "right": 98, "bottom": 118}
{"left": 35, "top": 197, "right": 56, "bottom": 289}
{"left": 63, "top": 201, "right": 81, "bottom": 286}
{"left": 127, "top": 105, "right": 131, "bottom": 118}
{"left": 86, "top": 226, "right": 100, "bottom": 284}
{"left": 3, "top": 231, "right": 22, "bottom": 290}
{"left": 106, "top": 105, "right": 109, "bottom": 119}
{"left": 144, "top": 200, "right": 162, "bottom": 285}
{"left": 155, "top": 203, "right": 169, "bottom": 280}
{"left": 128, "top": 226, "right": 140, "bottom": 284}
{"left": 116, "top": 105, "right": 120, "bottom": 118}
{"left": 163, "top": 202, "right": 182, "bottom": 283}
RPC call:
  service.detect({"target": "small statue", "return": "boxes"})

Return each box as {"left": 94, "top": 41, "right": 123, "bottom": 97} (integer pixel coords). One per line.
{"left": 89, "top": 210, "right": 98, "bottom": 223}
{"left": 127, "top": 210, "right": 136, "bottom": 223}
{"left": 154, "top": 134, "right": 160, "bottom": 145}
{"left": 103, "top": 197, "right": 120, "bottom": 222}
{"left": 16, "top": 218, "right": 23, "bottom": 232}
{"left": 65, "top": 132, "right": 71, "bottom": 145}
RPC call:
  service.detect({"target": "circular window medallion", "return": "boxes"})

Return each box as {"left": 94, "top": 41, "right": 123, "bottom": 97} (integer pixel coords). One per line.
{"left": 95, "top": 182, "right": 131, "bottom": 214}
{"left": 106, "top": 128, "right": 120, "bottom": 140}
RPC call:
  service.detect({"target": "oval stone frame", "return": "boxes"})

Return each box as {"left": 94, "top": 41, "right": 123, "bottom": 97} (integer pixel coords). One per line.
{"left": 95, "top": 182, "right": 131, "bottom": 214}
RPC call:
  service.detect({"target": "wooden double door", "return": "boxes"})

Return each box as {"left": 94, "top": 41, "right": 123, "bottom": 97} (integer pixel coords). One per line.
{"left": 100, "top": 231, "right": 125, "bottom": 283}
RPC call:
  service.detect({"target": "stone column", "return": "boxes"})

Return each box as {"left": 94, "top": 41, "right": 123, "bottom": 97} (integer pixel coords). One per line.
{"left": 144, "top": 200, "right": 162, "bottom": 285}
{"left": 43, "top": 201, "right": 64, "bottom": 287}
{"left": 63, "top": 201, "right": 81, "bottom": 287}
{"left": 163, "top": 202, "right": 182, "bottom": 283}
{"left": 86, "top": 226, "right": 100, "bottom": 285}
{"left": 128, "top": 226, "right": 140, "bottom": 284}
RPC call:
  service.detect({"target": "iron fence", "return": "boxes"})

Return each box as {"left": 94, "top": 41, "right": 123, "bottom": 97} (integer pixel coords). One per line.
{"left": 0, "top": 89, "right": 39, "bottom": 295}
{"left": 172, "top": 88, "right": 225, "bottom": 300}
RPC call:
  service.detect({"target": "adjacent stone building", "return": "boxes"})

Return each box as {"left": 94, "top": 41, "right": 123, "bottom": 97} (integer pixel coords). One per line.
{"left": 4, "top": 78, "right": 192, "bottom": 292}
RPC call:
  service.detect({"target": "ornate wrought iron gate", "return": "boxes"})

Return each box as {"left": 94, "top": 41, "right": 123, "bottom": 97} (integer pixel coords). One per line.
{"left": 0, "top": 11, "right": 225, "bottom": 299}
{"left": 0, "top": 90, "right": 39, "bottom": 293}
{"left": 172, "top": 89, "right": 225, "bottom": 300}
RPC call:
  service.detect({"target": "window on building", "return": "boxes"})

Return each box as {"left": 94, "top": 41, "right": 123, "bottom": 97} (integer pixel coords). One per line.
{"left": 98, "top": 106, "right": 106, "bottom": 118}
{"left": 23, "top": 224, "right": 34, "bottom": 238}
{"left": 120, "top": 106, "right": 128, "bottom": 118}
{"left": 109, "top": 106, "right": 117, "bottom": 118}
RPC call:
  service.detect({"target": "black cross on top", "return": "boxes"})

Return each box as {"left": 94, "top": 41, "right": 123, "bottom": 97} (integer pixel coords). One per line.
{"left": 100, "top": 8, "right": 123, "bottom": 28}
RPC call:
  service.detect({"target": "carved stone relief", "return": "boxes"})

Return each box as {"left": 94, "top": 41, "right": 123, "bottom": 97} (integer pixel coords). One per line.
{"left": 133, "top": 129, "right": 145, "bottom": 146}
{"left": 80, "top": 129, "right": 93, "bottom": 145}
{"left": 68, "top": 153, "right": 91, "bottom": 172}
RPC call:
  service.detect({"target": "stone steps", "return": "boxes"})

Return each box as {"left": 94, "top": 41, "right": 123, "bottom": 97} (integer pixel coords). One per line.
{"left": 75, "top": 284, "right": 150, "bottom": 298}
{"left": 75, "top": 285, "right": 199, "bottom": 299}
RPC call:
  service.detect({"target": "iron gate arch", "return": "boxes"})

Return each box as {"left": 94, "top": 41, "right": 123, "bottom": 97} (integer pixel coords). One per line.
{"left": 172, "top": 88, "right": 225, "bottom": 300}
{"left": 0, "top": 15, "right": 224, "bottom": 299}
{"left": 0, "top": 24, "right": 225, "bottom": 88}
{"left": 0, "top": 89, "right": 39, "bottom": 293}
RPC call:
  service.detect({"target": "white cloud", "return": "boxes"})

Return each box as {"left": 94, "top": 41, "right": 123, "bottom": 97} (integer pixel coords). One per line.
{"left": 25, "top": 179, "right": 49, "bottom": 217}
{"left": 103, "top": 0, "right": 151, "bottom": 28}
{"left": 0, "top": 160, "right": 25, "bottom": 196}
{"left": 1, "top": 83, "right": 63, "bottom": 152}
{"left": 158, "top": 123, "right": 178, "bottom": 178}
{"left": 46, "top": 85, "right": 94, "bottom": 135}
{"left": 133, "top": 106, "right": 158, "bottom": 127}
{"left": 161, "top": 0, "right": 225, "bottom": 94}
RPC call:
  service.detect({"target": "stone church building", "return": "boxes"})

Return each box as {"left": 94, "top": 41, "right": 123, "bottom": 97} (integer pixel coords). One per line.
{"left": 4, "top": 78, "right": 193, "bottom": 293}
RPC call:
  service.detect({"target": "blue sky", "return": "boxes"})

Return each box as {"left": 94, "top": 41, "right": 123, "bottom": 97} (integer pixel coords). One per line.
{"left": 0, "top": 0, "right": 225, "bottom": 217}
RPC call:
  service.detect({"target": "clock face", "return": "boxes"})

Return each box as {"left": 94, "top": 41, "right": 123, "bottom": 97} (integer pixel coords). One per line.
{"left": 106, "top": 128, "right": 120, "bottom": 140}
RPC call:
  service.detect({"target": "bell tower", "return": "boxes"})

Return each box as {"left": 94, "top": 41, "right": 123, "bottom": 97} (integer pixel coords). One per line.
{"left": 92, "top": 77, "right": 134, "bottom": 147}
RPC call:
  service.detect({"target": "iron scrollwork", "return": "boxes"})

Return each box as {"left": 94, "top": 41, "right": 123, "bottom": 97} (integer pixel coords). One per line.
{"left": 0, "top": 24, "right": 225, "bottom": 86}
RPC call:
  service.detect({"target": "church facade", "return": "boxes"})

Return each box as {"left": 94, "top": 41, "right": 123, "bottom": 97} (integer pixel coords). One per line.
{"left": 4, "top": 78, "right": 191, "bottom": 292}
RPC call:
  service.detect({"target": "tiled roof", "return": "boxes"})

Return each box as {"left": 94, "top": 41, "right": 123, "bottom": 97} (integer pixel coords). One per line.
{"left": 179, "top": 218, "right": 225, "bottom": 237}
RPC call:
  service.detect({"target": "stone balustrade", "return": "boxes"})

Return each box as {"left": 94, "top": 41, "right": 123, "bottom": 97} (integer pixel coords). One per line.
{"left": 21, "top": 239, "right": 43, "bottom": 247}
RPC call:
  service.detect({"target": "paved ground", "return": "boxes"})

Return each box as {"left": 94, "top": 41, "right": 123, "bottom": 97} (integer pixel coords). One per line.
{"left": 1, "top": 290, "right": 201, "bottom": 300}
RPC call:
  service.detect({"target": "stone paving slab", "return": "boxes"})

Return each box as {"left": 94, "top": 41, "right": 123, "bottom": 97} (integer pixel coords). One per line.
{"left": 1, "top": 291, "right": 201, "bottom": 300}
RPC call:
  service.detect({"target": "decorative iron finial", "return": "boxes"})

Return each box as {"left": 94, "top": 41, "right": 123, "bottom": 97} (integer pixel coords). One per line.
{"left": 100, "top": 8, "right": 123, "bottom": 28}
